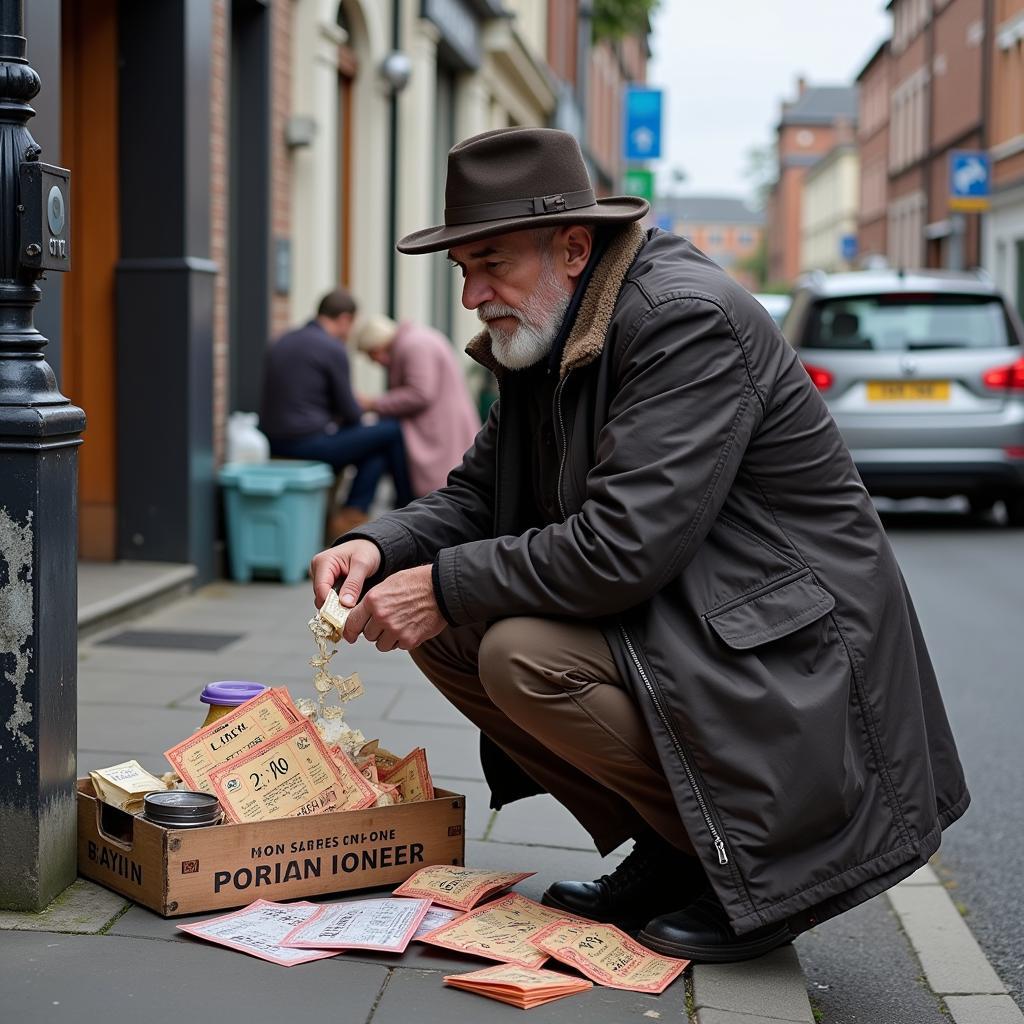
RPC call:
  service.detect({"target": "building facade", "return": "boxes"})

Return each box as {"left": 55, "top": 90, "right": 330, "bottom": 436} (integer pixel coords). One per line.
{"left": 801, "top": 143, "right": 860, "bottom": 273}
{"left": 856, "top": 41, "right": 891, "bottom": 262}
{"left": 767, "top": 78, "right": 858, "bottom": 285}
{"left": 984, "top": 0, "right": 1024, "bottom": 314}
{"left": 31, "top": 0, "right": 650, "bottom": 579}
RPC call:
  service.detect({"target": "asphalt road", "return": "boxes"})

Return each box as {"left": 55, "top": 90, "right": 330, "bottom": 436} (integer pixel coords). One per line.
{"left": 882, "top": 500, "right": 1024, "bottom": 1007}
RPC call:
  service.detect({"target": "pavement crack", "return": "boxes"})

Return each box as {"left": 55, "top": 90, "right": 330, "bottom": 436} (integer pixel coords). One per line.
{"left": 364, "top": 968, "right": 394, "bottom": 1024}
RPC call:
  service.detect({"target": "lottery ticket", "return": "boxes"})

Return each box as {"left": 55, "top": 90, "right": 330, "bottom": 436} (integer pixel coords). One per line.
{"left": 417, "top": 893, "right": 587, "bottom": 970}
{"left": 379, "top": 747, "right": 434, "bottom": 803}
{"left": 208, "top": 720, "right": 376, "bottom": 823}
{"left": 531, "top": 919, "right": 689, "bottom": 994}
{"left": 394, "top": 865, "right": 535, "bottom": 912}
{"left": 164, "top": 688, "right": 301, "bottom": 793}
{"left": 281, "top": 897, "right": 430, "bottom": 953}
{"left": 443, "top": 964, "right": 592, "bottom": 1009}
{"left": 176, "top": 900, "right": 336, "bottom": 967}
{"left": 412, "top": 906, "right": 462, "bottom": 939}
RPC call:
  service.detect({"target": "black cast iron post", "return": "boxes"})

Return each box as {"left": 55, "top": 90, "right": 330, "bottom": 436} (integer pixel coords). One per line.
{"left": 0, "top": 0, "right": 82, "bottom": 911}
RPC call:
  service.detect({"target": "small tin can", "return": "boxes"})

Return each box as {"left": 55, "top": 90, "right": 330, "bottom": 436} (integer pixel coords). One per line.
{"left": 143, "top": 790, "right": 223, "bottom": 829}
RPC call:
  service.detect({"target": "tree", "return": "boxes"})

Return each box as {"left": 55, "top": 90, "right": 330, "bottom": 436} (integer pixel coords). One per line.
{"left": 743, "top": 142, "right": 777, "bottom": 213}
{"left": 592, "top": 0, "right": 660, "bottom": 42}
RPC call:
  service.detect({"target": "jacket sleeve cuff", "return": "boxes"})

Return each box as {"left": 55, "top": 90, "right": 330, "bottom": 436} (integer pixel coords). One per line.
{"left": 435, "top": 545, "right": 473, "bottom": 625}
{"left": 431, "top": 558, "right": 456, "bottom": 625}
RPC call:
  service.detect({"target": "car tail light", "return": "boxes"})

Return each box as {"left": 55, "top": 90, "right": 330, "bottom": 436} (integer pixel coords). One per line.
{"left": 982, "top": 357, "right": 1024, "bottom": 391}
{"left": 802, "top": 362, "right": 834, "bottom": 391}
{"left": 1005, "top": 446, "right": 1024, "bottom": 459}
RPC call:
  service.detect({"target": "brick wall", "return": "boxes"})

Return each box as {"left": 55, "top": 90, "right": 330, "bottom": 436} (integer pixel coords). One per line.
{"left": 211, "top": 0, "right": 229, "bottom": 463}
{"left": 270, "top": 0, "right": 292, "bottom": 339}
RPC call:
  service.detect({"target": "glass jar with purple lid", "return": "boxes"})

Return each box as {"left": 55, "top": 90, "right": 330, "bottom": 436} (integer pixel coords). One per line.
{"left": 198, "top": 681, "right": 268, "bottom": 729}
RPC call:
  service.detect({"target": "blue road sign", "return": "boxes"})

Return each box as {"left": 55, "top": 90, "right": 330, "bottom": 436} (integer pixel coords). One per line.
{"left": 840, "top": 234, "right": 858, "bottom": 262}
{"left": 949, "top": 151, "right": 991, "bottom": 211}
{"left": 624, "top": 87, "right": 663, "bottom": 161}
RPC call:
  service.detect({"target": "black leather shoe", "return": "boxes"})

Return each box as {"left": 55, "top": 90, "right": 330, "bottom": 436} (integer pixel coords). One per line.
{"left": 541, "top": 838, "right": 709, "bottom": 931}
{"left": 638, "top": 891, "right": 793, "bottom": 963}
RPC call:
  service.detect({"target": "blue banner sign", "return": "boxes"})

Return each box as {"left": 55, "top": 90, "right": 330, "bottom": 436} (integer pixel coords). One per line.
{"left": 624, "top": 87, "right": 663, "bottom": 161}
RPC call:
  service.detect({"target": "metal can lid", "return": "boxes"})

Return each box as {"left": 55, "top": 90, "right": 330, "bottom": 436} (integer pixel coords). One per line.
{"left": 143, "top": 790, "right": 222, "bottom": 828}
{"left": 199, "top": 681, "right": 267, "bottom": 707}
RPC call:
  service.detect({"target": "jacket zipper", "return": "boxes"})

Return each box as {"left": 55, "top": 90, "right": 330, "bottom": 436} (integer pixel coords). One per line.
{"left": 553, "top": 372, "right": 729, "bottom": 868}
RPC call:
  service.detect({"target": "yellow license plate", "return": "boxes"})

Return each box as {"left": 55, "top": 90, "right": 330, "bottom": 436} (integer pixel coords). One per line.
{"left": 867, "top": 380, "right": 951, "bottom": 401}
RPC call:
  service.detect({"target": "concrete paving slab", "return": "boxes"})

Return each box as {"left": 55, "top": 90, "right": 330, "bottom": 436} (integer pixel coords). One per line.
{"left": 889, "top": 883, "right": 1007, "bottom": 995}
{"left": 0, "top": 930, "right": 388, "bottom": 1024}
{"left": 370, "top": 964, "right": 689, "bottom": 1023}
{"left": 487, "top": 794, "right": 599, "bottom": 851}
{"left": 355, "top": 719, "right": 484, "bottom": 779}
{"left": 945, "top": 994, "right": 1024, "bottom": 1024}
{"left": 385, "top": 686, "right": 474, "bottom": 728}
{"left": 77, "top": 666, "right": 209, "bottom": 708}
{"left": 901, "top": 863, "right": 941, "bottom": 886}
{"left": 77, "top": 703, "right": 207, "bottom": 755}
{"left": 691, "top": 946, "right": 813, "bottom": 1023}
{"left": 696, "top": 1010, "right": 796, "bottom": 1024}
{"left": 0, "top": 879, "right": 128, "bottom": 934}
{"left": 796, "top": 893, "right": 948, "bottom": 1024}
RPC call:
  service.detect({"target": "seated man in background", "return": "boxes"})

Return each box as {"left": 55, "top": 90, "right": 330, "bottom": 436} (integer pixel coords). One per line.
{"left": 259, "top": 288, "right": 413, "bottom": 534}
{"left": 353, "top": 315, "right": 481, "bottom": 498}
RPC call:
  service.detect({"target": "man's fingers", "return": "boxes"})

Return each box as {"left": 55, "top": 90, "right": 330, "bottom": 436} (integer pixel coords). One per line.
{"left": 338, "top": 554, "right": 373, "bottom": 608}
{"left": 311, "top": 553, "right": 341, "bottom": 609}
{"left": 343, "top": 601, "right": 371, "bottom": 644}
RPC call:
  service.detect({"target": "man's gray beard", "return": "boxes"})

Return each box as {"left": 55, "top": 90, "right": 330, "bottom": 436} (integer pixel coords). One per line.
{"left": 479, "top": 262, "right": 572, "bottom": 371}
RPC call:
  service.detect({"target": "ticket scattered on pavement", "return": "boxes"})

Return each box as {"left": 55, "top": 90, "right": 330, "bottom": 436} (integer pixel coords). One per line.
{"left": 379, "top": 747, "right": 434, "bottom": 803}
{"left": 443, "top": 964, "right": 592, "bottom": 1009}
{"left": 281, "top": 897, "right": 431, "bottom": 953}
{"left": 530, "top": 919, "right": 689, "bottom": 994}
{"left": 413, "top": 906, "right": 462, "bottom": 939}
{"left": 417, "top": 893, "right": 587, "bottom": 969}
{"left": 164, "top": 688, "right": 301, "bottom": 793}
{"left": 88, "top": 760, "right": 170, "bottom": 813}
{"left": 209, "top": 720, "right": 376, "bottom": 823}
{"left": 394, "top": 865, "right": 535, "bottom": 911}
{"left": 176, "top": 900, "right": 337, "bottom": 967}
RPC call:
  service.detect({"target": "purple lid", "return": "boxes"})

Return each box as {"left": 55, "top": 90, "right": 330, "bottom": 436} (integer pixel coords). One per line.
{"left": 200, "top": 681, "right": 267, "bottom": 707}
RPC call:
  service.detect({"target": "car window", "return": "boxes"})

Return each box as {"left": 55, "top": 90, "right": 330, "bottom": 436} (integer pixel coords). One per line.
{"left": 801, "top": 294, "right": 1018, "bottom": 351}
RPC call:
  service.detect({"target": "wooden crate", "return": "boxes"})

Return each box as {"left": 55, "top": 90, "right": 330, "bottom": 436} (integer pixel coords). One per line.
{"left": 76, "top": 779, "right": 465, "bottom": 916}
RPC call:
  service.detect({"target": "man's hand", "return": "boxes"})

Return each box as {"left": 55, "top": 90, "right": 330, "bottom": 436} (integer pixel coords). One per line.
{"left": 343, "top": 565, "right": 447, "bottom": 652}
{"left": 310, "top": 539, "right": 382, "bottom": 610}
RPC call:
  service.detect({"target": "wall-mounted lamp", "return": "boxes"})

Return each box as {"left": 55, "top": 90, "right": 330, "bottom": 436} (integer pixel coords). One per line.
{"left": 379, "top": 51, "right": 412, "bottom": 94}
{"left": 284, "top": 115, "right": 317, "bottom": 149}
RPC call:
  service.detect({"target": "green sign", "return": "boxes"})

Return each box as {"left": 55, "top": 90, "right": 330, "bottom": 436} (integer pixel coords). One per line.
{"left": 623, "top": 167, "right": 655, "bottom": 204}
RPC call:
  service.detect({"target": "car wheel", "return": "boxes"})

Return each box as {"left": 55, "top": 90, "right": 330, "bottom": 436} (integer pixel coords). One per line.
{"left": 1005, "top": 495, "right": 1024, "bottom": 527}
{"left": 969, "top": 495, "right": 996, "bottom": 515}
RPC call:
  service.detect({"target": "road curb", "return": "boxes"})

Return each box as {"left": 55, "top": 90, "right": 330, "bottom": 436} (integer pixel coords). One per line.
{"left": 886, "top": 864, "right": 1023, "bottom": 1023}
{"left": 692, "top": 945, "right": 815, "bottom": 1023}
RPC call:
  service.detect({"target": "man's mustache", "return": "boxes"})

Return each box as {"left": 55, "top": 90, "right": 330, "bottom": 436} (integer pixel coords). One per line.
{"left": 477, "top": 303, "right": 521, "bottom": 324}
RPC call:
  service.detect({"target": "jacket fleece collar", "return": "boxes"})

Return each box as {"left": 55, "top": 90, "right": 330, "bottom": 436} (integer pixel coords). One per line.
{"left": 465, "top": 221, "right": 647, "bottom": 380}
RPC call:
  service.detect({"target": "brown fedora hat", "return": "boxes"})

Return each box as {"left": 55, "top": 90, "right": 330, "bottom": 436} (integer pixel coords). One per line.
{"left": 397, "top": 127, "right": 650, "bottom": 255}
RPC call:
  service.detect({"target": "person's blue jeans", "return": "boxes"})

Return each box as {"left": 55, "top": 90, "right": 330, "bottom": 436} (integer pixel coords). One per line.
{"left": 269, "top": 419, "right": 413, "bottom": 512}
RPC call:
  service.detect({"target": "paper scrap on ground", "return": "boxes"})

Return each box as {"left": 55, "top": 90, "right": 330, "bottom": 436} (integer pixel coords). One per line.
{"left": 209, "top": 719, "right": 376, "bottom": 822}
{"left": 394, "top": 865, "right": 535, "bottom": 911}
{"left": 531, "top": 919, "right": 689, "bottom": 994}
{"left": 176, "top": 900, "right": 336, "bottom": 967}
{"left": 413, "top": 906, "right": 462, "bottom": 939}
{"left": 380, "top": 747, "right": 434, "bottom": 803}
{"left": 417, "top": 893, "right": 586, "bottom": 969}
{"left": 164, "top": 688, "right": 301, "bottom": 793}
{"left": 88, "top": 760, "right": 170, "bottom": 812}
{"left": 444, "top": 964, "right": 592, "bottom": 1009}
{"left": 281, "top": 897, "right": 430, "bottom": 953}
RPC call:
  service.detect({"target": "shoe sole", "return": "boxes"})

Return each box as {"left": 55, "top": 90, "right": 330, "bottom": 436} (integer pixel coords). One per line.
{"left": 636, "top": 925, "right": 794, "bottom": 964}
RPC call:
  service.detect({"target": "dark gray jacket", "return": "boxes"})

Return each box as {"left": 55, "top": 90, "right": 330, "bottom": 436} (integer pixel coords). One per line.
{"left": 355, "top": 223, "right": 969, "bottom": 936}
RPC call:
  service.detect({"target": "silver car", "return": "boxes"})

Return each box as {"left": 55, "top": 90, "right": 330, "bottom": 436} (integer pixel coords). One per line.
{"left": 783, "top": 269, "right": 1024, "bottom": 524}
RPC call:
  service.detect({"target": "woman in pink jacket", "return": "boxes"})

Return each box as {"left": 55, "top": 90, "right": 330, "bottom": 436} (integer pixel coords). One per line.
{"left": 354, "top": 316, "right": 481, "bottom": 497}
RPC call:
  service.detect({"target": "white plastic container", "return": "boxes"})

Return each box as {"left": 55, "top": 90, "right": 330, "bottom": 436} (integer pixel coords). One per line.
{"left": 226, "top": 411, "right": 270, "bottom": 463}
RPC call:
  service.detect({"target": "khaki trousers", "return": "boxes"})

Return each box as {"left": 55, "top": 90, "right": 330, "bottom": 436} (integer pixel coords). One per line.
{"left": 411, "top": 617, "right": 695, "bottom": 857}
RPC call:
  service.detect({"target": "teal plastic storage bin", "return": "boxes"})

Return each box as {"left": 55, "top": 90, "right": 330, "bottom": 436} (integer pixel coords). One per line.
{"left": 219, "top": 460, "right": 334, "bottom": 583}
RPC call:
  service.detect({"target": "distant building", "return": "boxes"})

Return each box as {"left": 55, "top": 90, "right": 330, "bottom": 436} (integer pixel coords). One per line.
{"left": 856, "top": 41, "right": 891, "bottom": 264}
{"left": 984, "top": 0, "right": 1024, "bottom": 314}
{"left": 801, "top": 142, "right": 860, "bottom": 273}
{"left": 767, "top": 78, "right": 858, "bottom": 285}
{"left": 656, "top": 195, "right": 764, "bottom": 291}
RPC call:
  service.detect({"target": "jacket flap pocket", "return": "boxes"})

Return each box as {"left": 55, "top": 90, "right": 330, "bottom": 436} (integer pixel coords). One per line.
{"left": 705, "top": 572, "right": 836, "bottom": 650}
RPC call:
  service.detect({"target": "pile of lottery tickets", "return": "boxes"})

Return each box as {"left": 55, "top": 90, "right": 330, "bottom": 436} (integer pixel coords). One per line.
{"left": 99, "top": 589, "right": 434, "bottom": 825}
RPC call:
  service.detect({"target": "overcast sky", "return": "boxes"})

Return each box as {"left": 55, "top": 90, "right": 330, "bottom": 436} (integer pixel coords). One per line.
{"left": 646, "top": 0, "right": 891, "bottom": 203}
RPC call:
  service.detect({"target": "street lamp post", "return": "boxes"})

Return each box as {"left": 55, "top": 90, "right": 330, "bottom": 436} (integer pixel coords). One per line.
{"left": 0, "top": 0, "right": 82, "bottom": 911}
